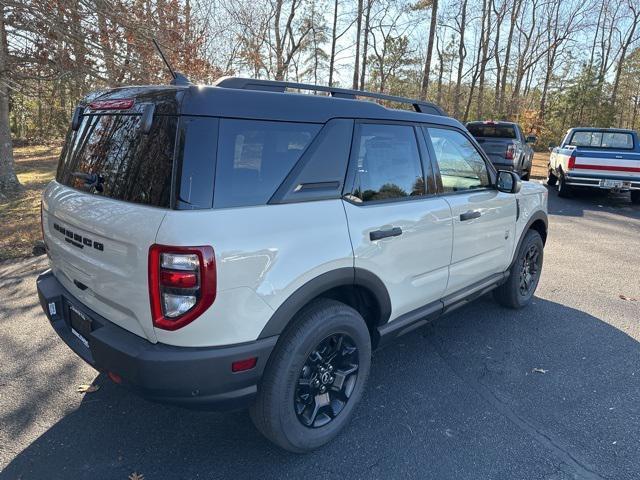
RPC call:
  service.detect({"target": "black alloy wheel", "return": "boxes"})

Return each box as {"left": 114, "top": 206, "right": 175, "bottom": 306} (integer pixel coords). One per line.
{"left": 519, "top": 243, "right": 541, "bottom": 297}
{"left": 294, "top": 333, "right": 359, "bottom": 428}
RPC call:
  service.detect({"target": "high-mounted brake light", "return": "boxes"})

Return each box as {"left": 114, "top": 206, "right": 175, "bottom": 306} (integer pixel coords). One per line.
{"left": 88, "top": 99, "right": 135, "bottom": 110}
{"left": 149, "top": 245, "right": 216, "bottom": 331}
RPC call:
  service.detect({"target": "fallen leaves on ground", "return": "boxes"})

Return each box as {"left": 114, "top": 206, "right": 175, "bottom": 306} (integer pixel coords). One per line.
{"left": 619, "top": 294, "right": 637, "bottom": 302}
{"left": 129, "top": 473, "right": 145, "bottom": 480}
{"left": 532, "top": 368, "right": 548, "bottom": 374}
{"left": 76, "top": 384, "right": 100, "bottom": 393}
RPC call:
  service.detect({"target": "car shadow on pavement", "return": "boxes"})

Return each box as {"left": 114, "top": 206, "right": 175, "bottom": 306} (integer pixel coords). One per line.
{"left": 546, "top": 183, "right": 640, "bottom": 220}
{"left": 3, "top": 295, "right": 640, "bottom": 480}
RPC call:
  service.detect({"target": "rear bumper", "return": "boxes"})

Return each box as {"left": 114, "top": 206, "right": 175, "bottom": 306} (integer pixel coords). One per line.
{"left": 36, "top": 270, "right": 277, "bottom": 410}
{"left": 564, "top": 172, "right": 640, "bottom": 190}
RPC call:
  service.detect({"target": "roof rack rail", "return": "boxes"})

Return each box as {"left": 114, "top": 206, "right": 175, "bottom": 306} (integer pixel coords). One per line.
{"left": 213, "top": 76, "right": 445, "bottom": 116}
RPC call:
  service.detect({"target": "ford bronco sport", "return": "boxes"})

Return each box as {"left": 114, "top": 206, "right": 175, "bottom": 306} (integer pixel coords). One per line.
{"left": 37, "top": 77, "right": 548, "bottom": 452}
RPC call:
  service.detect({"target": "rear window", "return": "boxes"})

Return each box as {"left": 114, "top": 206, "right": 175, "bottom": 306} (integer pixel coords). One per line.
{"left": 467, "top": 124, "right": 516, "bottom": 139}
{"left": 56, "top": 106, "right": 177, "bottom": 208}
{"left": 214, "top": 119, "right": 321, "bottom": 208}
{"left": 568, "top": 131, "right": 634, "bottom": 149}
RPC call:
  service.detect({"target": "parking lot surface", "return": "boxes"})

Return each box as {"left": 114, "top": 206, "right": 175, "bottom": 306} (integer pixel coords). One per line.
{"left": 1, "top": 187, "right": 639, "bottom": 480}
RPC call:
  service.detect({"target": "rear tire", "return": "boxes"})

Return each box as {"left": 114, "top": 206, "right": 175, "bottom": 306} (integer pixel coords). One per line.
{"left": 547, "top": 169, "right": 558, "bottom": 186}
{"left": 250, "top": 299, "right": 371, "bottom": 453}
{"left": 521, "top": 170, "right": 530, "bottom": 181}
{"left": 493, "top": 229, "right": 544, "bottom": 309}
{"left": 631, "top": 191, "right": 640, "bottom": 204}
{"left": 557, "top": 173, "right": 572, "bottom": 198}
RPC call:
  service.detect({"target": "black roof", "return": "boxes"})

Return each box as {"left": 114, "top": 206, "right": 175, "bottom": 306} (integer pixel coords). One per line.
{"left": 86, "top": 77, "right": 461, "bottom": 129}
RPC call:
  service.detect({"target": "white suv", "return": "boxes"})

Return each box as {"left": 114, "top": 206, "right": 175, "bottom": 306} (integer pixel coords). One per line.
{"left": 37, "top": 77, "right": 548, "bottom": 452}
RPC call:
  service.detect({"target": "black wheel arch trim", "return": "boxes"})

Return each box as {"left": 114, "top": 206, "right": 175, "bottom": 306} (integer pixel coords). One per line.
{"left": 509, "top": 210, "right": 548, "bottom": 270}
{"left": 257, "top": 267, "right": 392, "bottom": 339}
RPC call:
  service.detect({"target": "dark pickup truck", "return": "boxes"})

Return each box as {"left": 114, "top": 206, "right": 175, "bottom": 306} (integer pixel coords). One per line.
{"left": 548, "top": 127, "right": 640, "bottom": 203}
{"left": 466, "top": 121, "right": 536, "bottom": 180}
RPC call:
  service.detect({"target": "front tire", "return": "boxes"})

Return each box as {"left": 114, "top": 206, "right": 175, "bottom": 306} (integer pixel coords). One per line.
{"left": 493, "top": 229, "right": 544, "bottom": 309}
{"left": 250, "top": 299, "right": 371, "bottom": 453}
{"left": 547, "top": 168, "right": 558, "bottom": 186}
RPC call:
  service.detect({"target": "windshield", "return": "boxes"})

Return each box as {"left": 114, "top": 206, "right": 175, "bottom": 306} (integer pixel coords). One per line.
{"left": 467, "top": 124, "right": 516, "bottom": 139}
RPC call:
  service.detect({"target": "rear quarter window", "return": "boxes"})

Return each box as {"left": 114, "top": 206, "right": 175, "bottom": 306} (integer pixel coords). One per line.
{"left": 214, "top": 119, "right": 321, "bottom": 208}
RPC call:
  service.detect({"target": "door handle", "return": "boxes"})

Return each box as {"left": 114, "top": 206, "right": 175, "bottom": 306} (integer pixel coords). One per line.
{"left": 460, "top": 210, "right": 481, "bottom": 221}
{"left": 370, "top": 227, "right": 403, "bottom": 241}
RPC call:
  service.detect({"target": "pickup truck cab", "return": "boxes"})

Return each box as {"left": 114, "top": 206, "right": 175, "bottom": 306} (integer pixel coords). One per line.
{"left": 37, "top": 77, "right": 548, "bottom": 452}
{"left": 548, "top": 128, "right": 640, "bottom": 203}
{"left": 466, "top": 120, "right": 536, "bottom": 180}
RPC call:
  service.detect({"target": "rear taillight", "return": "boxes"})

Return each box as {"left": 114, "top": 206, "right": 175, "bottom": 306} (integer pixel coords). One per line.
{"left": 567, "top": 153, "right": 576, "bottom": 170}
{"left": 148, "top": 245, "right": 216, "bottom": 331}
{"left": 505, "top": 145, "right": 515, "bottom": 160}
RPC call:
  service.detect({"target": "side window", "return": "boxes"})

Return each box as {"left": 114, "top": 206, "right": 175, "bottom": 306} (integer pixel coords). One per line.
{"left": 425, "top": 127, "right": 491, "bottom": 193}
{"left": 351, "top": 124, "right": 428, "bottom": 203}
{"left": 214, "top": 119, "right": 320, "bottom": 208}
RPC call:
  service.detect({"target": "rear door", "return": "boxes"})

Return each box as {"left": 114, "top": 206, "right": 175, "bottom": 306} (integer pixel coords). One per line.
{"left": 42, "top": 88, "right": 182, "bottom": 342}
{"left": 342, "top": 122, "right": 453, "bottom": 321}
{"left": 423, "top": 127, "right": 516, "bottom": 295}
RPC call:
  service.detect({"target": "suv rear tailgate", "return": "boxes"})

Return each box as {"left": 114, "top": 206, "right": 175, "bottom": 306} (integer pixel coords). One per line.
{"left": 43, "top": 182, "right": 166, "bottom": 342}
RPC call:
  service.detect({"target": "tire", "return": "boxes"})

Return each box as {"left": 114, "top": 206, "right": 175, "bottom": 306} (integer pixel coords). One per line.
{"left": 547, "top": 169, "right": 557, "bottom": 186}
{"left": 521, "top": 170, "right": 530, "bottom": 181}
{"left": 493, "top": 229, "right": 544, "bottom": 309}
{"left": 250, "top": 299, "right": 371, "bottom": 453}
{"left": 557, "top": 173, "right": 572, "bottom": 198}
{"left": 631, "top": 191, "right": 640, "bottom": 204}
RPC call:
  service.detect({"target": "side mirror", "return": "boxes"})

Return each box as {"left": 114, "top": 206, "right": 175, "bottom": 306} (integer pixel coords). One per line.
{"left": 497, "top": 170, "right": 522, "bottom": 193}
{"left": 526, "top": 135, "right": 537, "bottom": 144}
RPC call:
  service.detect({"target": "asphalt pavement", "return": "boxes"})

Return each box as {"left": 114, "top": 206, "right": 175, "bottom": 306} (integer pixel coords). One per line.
{"left": 1, "top": 186, "right": 639, "bottom": 480}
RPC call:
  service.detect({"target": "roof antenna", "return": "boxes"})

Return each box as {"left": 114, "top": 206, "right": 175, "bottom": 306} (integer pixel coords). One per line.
{"left": 152, "top": 38, "right": 191, "bottom": 86}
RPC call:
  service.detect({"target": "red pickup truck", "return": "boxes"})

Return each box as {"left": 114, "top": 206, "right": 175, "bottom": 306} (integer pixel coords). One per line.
{"left": 548, "top": 128, "right": 640, "bottom": 203}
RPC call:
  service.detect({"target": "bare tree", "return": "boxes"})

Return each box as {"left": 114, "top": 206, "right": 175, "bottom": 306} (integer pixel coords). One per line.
{"left": 0, "top": 4, "right": 21, "bottom": 198}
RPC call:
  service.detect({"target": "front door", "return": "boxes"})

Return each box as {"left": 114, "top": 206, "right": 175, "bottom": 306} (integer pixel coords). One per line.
{"left": 342, "top": 123, "right": 453, "bottom": 321}
{"left": 423, "top": 127, "right": 516, "bottom": 295}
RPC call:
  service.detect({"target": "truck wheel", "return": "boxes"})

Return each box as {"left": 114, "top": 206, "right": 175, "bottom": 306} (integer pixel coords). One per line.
{"left": 632, "top": 191, "right": 640, "bottom": 204}
{"left": 521, "top": 170, "right": 530, "bottom": 181}
{"left": 250, "top": 299, "right": 371, "bottom": 453}
{"left": 547, "top": 169, "right": 557, "bottom": 186}
{"left": 493, "top": 229, "right": 544, "bottom": 309}
{"left": 557, "top": 173, "right": 572, "bottom": 198}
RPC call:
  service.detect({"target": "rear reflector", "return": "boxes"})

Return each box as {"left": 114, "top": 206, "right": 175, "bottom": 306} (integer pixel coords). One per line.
{"left": 160, "top": 270, "right": 198, "bottom": 289}
{"left": 88, "top": 99, "right": 135, "bottom": 110}
{"left": 232, "top": 357, "right": 258, "bottom": 372}
{"left": 108, "top": 371, "right": 122, "bottom": 384}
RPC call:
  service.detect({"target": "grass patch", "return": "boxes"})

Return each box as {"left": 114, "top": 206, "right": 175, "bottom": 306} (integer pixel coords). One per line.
{"left": 0, "top": 145, "right": 60, "bottom": 261}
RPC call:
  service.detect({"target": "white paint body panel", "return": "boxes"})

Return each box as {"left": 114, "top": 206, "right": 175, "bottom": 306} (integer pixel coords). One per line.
{"left": 154, "top": 200, "right": 353, "bottom": 347}
{"left": 42, "top": 181, "right": 167, "bottom": 342}
{"left": 343, "top": 197, "right": 453, "bottom": 320}
{"left": 444, "top": 190, "right": 516, "bottom": 295}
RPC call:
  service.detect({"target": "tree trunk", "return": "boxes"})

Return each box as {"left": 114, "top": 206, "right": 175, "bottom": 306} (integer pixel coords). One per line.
{"left": 359, "top": 0, "right": 372, "bottom": 90}
{"left": 476, "top": 0, "right": 491, "bottom": 119}
{"left": 352, "top": 0, "right": 363, "bottom": 89}
{"left": 611, "top": 3, "right": 639, "bottom": 110}
{"left": 328, "top": 0, "right": 339, "bottom": 86}
{"left": 0, "top": 5, "right": 21, "bottom": 198}
{"left": 499, "top": 0, "right": 521, "bottom": 118}
{"left": 420, "top": 0, "right": 438, "bottom": 100}
{"left": 452, "top": 0, "right": 467, "bottom": 119}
